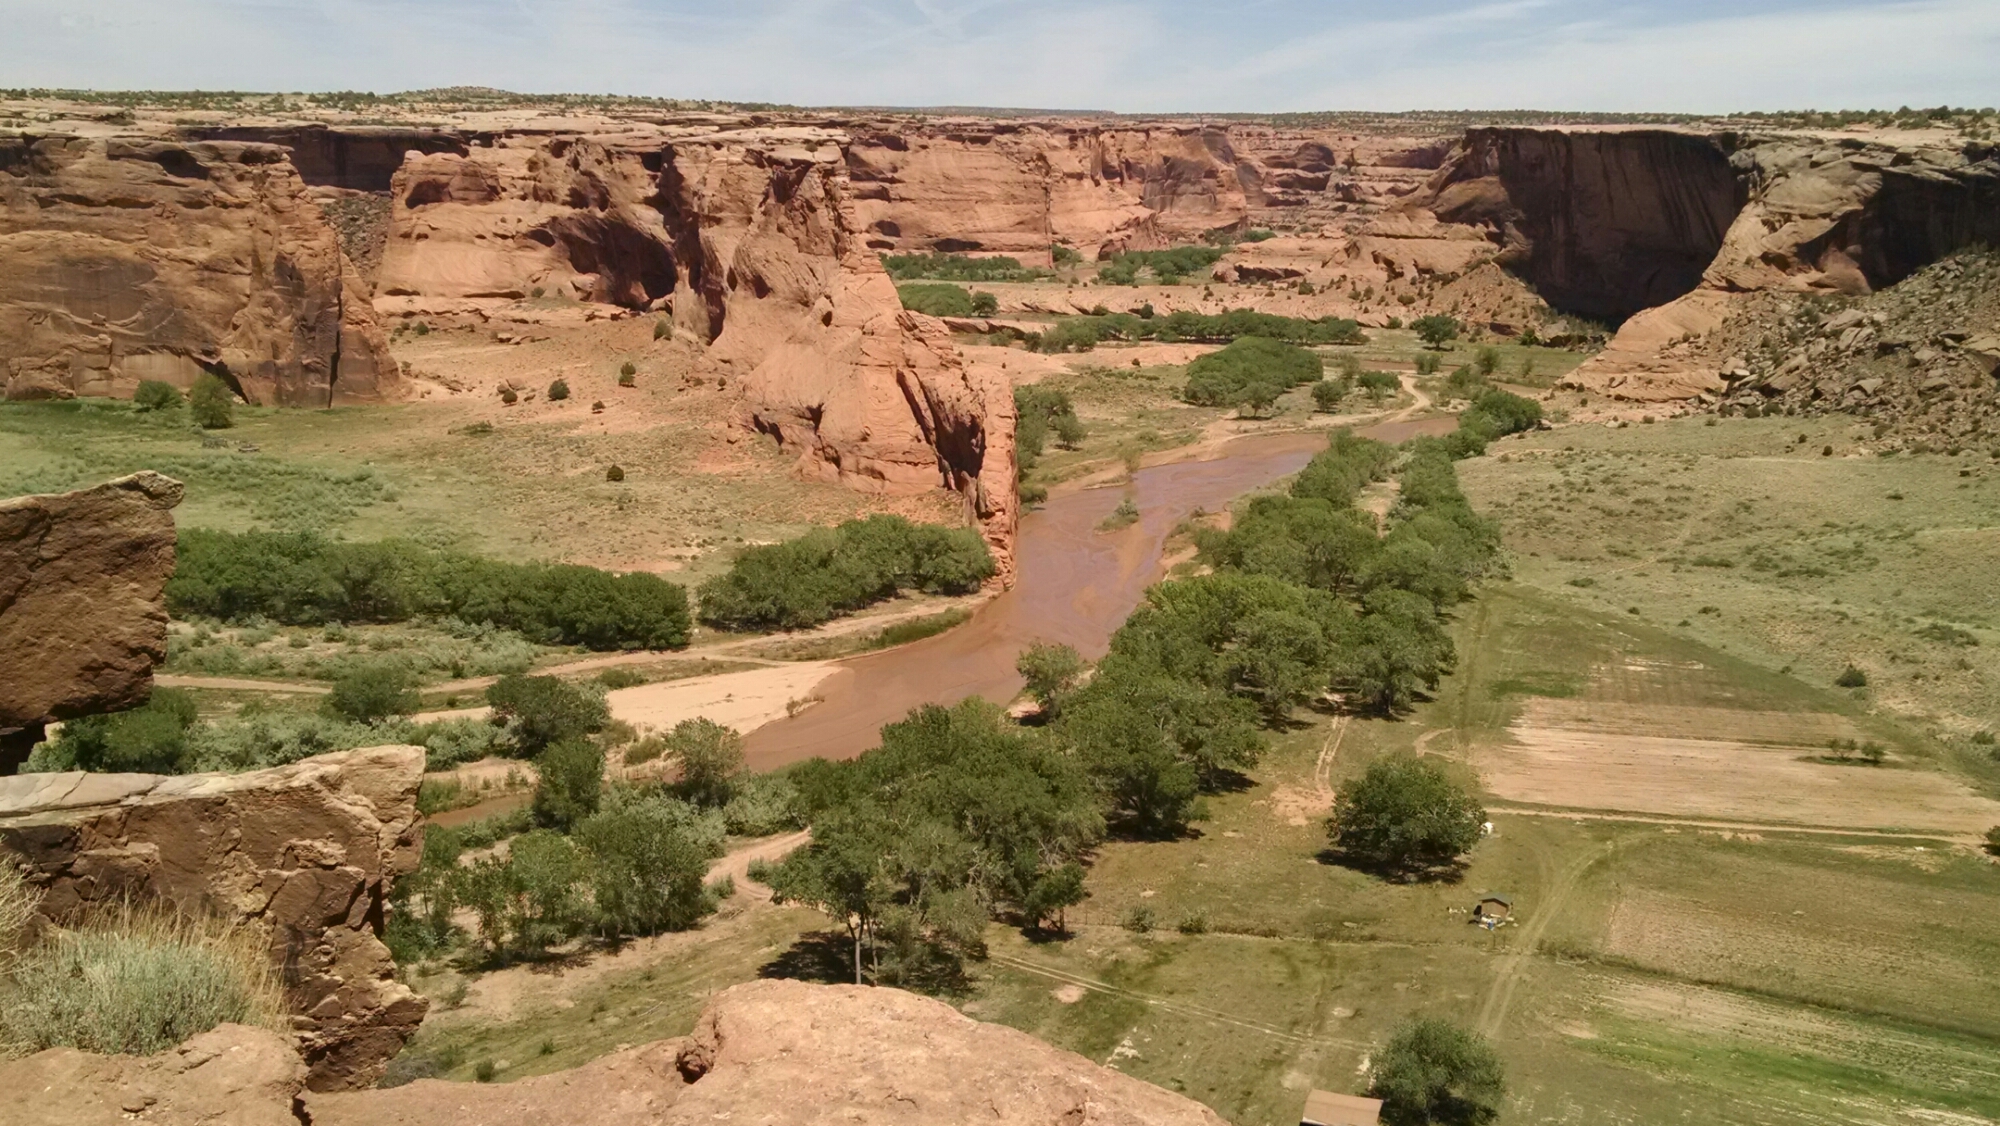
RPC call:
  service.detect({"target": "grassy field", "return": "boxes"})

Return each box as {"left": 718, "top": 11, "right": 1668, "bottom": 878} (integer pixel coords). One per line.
{"left": 1458, "top": 414, "right": 2000, "bottom": 753}
{"left": 0, "top": 385, "right": 953, "bottom": 580}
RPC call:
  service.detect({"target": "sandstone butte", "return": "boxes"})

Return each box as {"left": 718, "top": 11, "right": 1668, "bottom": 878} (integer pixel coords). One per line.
{"left": 0, "top": 745, "right": 429, "bottom": 1091}
{"left": 0, "top": 471, "right": 185, "bottom": 773}
{"left": 0, "top": 978, "right": 1231, "bottom": 1126}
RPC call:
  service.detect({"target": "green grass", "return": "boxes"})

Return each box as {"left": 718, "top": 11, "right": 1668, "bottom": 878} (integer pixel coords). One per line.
{"left": 1459, "top": 413, "right": 2000, "bottom": 745}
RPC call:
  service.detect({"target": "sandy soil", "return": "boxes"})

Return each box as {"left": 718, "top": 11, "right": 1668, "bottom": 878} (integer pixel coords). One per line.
{"left": 1481, "top": 723, "right": 2000, "bottom": 836}
{"left": 605, "top": 662, "right": 841, "bottom": 735}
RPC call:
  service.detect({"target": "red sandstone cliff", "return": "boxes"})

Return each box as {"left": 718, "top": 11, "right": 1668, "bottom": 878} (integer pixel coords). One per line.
{"left": 0, "top": 135, "right": 396, "bottom": 406}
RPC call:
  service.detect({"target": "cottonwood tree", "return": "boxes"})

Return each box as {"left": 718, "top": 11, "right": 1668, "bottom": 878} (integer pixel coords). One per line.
{"left": 1016, "top": 642, "right": 1085, "bottom": 719}
{"left": 665, "top": 717, "right": 744, "bottom": 807}
{"left": 1329, "top": 754, "right": 1485, "bottom": 879}
{"left": 1370, "top": 1017, "right": 1506, "bottom": 1126}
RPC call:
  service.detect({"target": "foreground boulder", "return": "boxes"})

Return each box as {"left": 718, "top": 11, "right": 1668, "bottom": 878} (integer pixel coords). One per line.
{"left": 0, "top": 746, "right": 428, "bottom": 1090}
{"left": 0, "top": 472, "right": 182, "bottom": 773}
{"left": 314, "top": 978, "right": 1229, "bottom": 1126}
{"left": 0, "top": 1024, "right": 306, "bottom": 1126}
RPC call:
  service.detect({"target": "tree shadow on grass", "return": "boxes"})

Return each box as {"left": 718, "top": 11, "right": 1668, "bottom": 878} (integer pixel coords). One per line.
{"left": 757, "top": 930, "right": 855, "bottom": 985}
{"left": 1316, "top": 847, "right": 1470, "bottom": 886}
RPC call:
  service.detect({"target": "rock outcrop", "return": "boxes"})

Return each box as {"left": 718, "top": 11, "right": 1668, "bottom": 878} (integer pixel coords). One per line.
{"left": 0, "top": 746, "right": 429, "bottom": 1090}
{"left": 0, "top": 134, "right": 397, "bottom": 405}
{"left": 313, "top": 979, "right": 1230, "bottom": 1126}
{"left": 378, "top": 126, "right": 1019, "bottom": 576}
{"left": 1404, "top": 126, "right": 2000, "bottom": 401}
{"left": 0, "top": 1023, "right": 307, "bottom": 1126}
{"left": 0, "top": 472, "right": 182, "bottom": 773}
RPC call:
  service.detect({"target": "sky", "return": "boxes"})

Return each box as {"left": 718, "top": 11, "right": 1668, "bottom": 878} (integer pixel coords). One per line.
{"left": 2, "top": 0, "right": 1994, "bottom": 114}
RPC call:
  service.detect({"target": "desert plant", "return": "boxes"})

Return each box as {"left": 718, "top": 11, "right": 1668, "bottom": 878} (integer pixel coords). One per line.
{"left": 1311, "top": 379, "right": 1345, "bottom": 412}
{"left": 1121, "top": 905, "right": 1156, "bottom": 934}
{"left": 618, "top": 370, "right": 636, "bottom": 387}
{"left": 0, "top": 865, "right": 41, "bottom": 961}
{"left": 1412, "top": 315, "right": 1461, "bottom": 350}
{"left": 1835, "top": 664, "right": 1869, "bottom": 688}
{"left": 133, "top": 380, "right": 183, "bottom": 412}
{"left": 619, "top": 361, "right": 637, "bottom": 378}
{"left": 188, "top": 372, "right": 235, "bottom": 429}
{"left": 1415, "top": 351, "right": 1442, "bottom": 376}
{"left": 1474, "top": 346, "right": 1501, "bottom": 376}
{"left": 0, "top": 904, "right": 281, "bottom": 1056}
{"left": 531, "top": 738, "right": 606, "bottom": 831}
{"left": 606, "top": 464, "right": 625, "bottom": 482}
{"left": 1175, "top": 910, "right": 1208, "bottom": 935}
{"left": 1016, "top": 642, "right": 1085, "bottom": 719}
{"left": 547, "top": 378, "right": 570, "bottom": 401}
{"left": 653, "top": 319, "right": 672, "bottom": 341}
{"left": 1985, "top": 826, "right": 2000, "bottom": 855}
{"left": 664, "top": 717, "right": 744, "bottom": 807}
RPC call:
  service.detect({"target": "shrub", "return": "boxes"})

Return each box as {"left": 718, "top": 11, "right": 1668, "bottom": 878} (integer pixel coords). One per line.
{"left": 501, "top": 387, "right": 519, "bottom": 405}
{"left": 606, "top": 464, "right": 625, "bottom": 482}
{"left": 133, "top": 380, "right": 183, "bottom": 411}
{"left": 1415, "top": 351, "right": 1442, "bottom": 376}
{"left": 0, "top": 866, "right": 40, "bottom": 960}
{"left": 1835, "top": 664, "right": 1869, "bottom": 688}
{"left": 1474, "top": 346, "right": 1501, "bottom": 376}
{"left": 1121, "top": 905, "right": 1156, "bottom": 933}
{"left": 696, "top": 515, "right": 994, "bottom": 632}
{"left": 1051, "top": 245, "right": 1083, "bottom": 267}
{"left": 665, "top": 717, "right": 744, "bottom": 807}
{"left": 1097, "top": 245, "right": 1226, "bottom": 285}
{"left": 532, "top": 738, "right": 605, "bottom": 831}
{"left": 618, "top": 370, "right": 636, "bottom": 387}
{"left": 619, "top": 361, "right": 637, "bottom": 378}
{"left": 487, "top": 674, "right": 609, "bottom": 757}
{"left": 188, "top": 372, "right": 235, "bottom": 429}
{"left": 1016, "top": 386, "right": 1084, "bottom": 471}
{"left": 883, "top": 253, "right": 1048, "bottom": 283}
{"left": 1329, "top": 754, "right": 1485, "bottom": 878}
{"left": 1412, "top": 315, "right": 1462, "bottom": 349}
{"left": 323, "top": 662, "right": 420, "bottom": 723}
{"left": 1985, "top": 826, "right": 2000, "bottom": 856}
{"left": 1370, "top": 1017, "right": 1506, "bottom": 1126}
{"left": 1183, "top": 337, "right": 1323, "bottom": 407}
{"left": 653, "top": 319, "right": 672, "bottom": 340}
{"left": 1311, "top": 380, "right": 1345, "bottom": 412}
{"left": 970, "top": 290, "right": 999, "bottom": 317}
{"left": 167, "top": 530, "right": 690, "bottom": 651}
{"left": 36, "top": 688, "right": 201, "bottom": 774}
{"left": 547, "top": 378, "right": 570, "bottom": 401}
{"left": 896, "top": 282, "right": 976, "bottom": 317}
{"left": 1175, "top": 911, "right": 1208, "bottom": 935}
{"left": 1, "top": 906, "right": 280, "bottom": 1056}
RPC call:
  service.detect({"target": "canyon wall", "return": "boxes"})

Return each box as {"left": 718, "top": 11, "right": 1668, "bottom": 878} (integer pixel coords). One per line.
{"left": 1405, "top": 127, "right": 2000, "bottom": 400}
{"left": 0, "top": 134, "right": 396, "bottom": 405}
{"left": 0, "top": 746, "right": 429, "bottom": 1091}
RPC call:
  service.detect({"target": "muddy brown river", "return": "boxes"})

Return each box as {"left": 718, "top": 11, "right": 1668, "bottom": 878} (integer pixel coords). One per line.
{"left": 741, "top": 417, "right": 1454, "bottom": 771}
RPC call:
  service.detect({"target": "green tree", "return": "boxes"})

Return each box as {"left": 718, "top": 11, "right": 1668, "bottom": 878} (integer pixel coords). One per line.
{"left": 455, "top": 829, "right": 587, "bottom": 960}
{"left": 1020, "top": 861, "right": 1087, "bottom": 932}
{"left": 1329, "top": 754, "right": 1485, "bottom": 878}
{"left": 1412, "top": 315, "right": 1461, "bottom": 350}
{"left": 666, "top": 717, "right": 744, "bottom": 807}
{"left": 188, "top": 372, "right": 235, "bottom": 429}
{"left": 532, "top": 738, "right": 605, "bottom": 831}
{"left": 1370, "top": 1017, "right": 1506, "bottom": 1126}
{"left": 133, "top": 380, "right": 183, "bottom": 411}
{"left": 1474, "top": 346, "right": 1501, "bottom": 376}
{"left": 970, "top": 290, "right": 999, "bottom": 317}
{"left": 486, "top": 674, "right": 609, "bottom": 757}
{"left": 576, "top": 795, "right": 718, "bottom": 936}
{"left": 322, "top": 662, "right": 419, "bottom": 723}
{"left": 1016, "top": 642, "right": 1085, "bottom": 719}
{"left": 1235, "top": 380, "right": 1282, "bottom": 418}
{"left": 896, "top": 282, "right": 976, "bottom": 317}
{"left": 1311, "top": 379, "right": 1345, "bottom": 412}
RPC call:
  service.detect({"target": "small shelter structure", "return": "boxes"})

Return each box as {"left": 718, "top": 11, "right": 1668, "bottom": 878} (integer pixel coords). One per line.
{"left": 1301, "top": 1089, "right": 1382, "bottom": 1126}
{"left": 1472, "top": 894, "right": 1513, "bottom": 929}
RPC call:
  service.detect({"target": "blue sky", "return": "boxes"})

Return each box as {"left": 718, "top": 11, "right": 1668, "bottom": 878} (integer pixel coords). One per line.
{"left": 2, "top": 1, "right": 1993, "bottom": 112}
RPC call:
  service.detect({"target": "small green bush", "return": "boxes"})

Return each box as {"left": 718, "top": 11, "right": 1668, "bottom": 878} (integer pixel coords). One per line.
{"left": 620, "top": 361, "right": 637, "bottom": 378}
{"left": 653, "top": 319, "right": 672, "bottom": 341}
{"left": 1311, "top": 379, "right": 1345, "bottom": 412}
{"left": 606, "top": 464, "right": 625, "bottom": 482}
{"left": 1415, "top": 351, "right": 1442, "bottom": 376}
{"left": 1412, "top": 314, "right": 1462, "bottom": 349}
{"left": 188, "top": 372, "right": 235, "bottom": 429}
{"left": 501, "top": 387, "right": 519, "bottom": 405}
{"left": 133, "top": 380, "right": 183, "bottom": 411}
{"left": 547, "top": 378, "right": 570, "bottom": 401}
{"left": 1985, "top": 826, "right": 2000, "bottom": 856}
{"left": 1121, "top": 905, "right": 1156, "bottom": 933}
{"left": 36, "top": 688, "right": 201, "bottom": 774}
{"left": 896, "top": 282, "right": 977, "bottom": 317}
{"left": 1835, "top": 664, "right": 1869, "bottom": 688}
{"left": 1175, "top": 911, "right": 1208, "bottom": 935}
{"left": 323, "top": 662, "right": 420, "bottom": 723}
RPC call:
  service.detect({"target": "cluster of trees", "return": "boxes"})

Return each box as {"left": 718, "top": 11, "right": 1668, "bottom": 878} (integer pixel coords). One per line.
{"left": 391, "top": 711, "right": 777, "bottom": 966}
{"left": 883, "top": 253, "right": 1048, "bottom": 283}
{"left": 1029, "top": 309, "right": 1367, "bottom": 353}
{"left": 1095, "top": 245, "right": 1227, "bottom": 285}
{"left": 1182, "top": 336, "right": 1324, "bottom": 413}
{"left": 1015, "top": 387, "right": 1087, "bottom": 504}
{"left": 896, "top": 282, "right": 999, "bottom": 318}
{"left": 695, "top": 515, "right": 995, "bottom": 632}
{"left": 1437, "top": 387, "right": 1543, "bottom": 458}
{"left": 168, "top": 530, "right": 691, "bottom": 650}
{"left": 760, "top": 700, "right": 1102, "bottom": 986}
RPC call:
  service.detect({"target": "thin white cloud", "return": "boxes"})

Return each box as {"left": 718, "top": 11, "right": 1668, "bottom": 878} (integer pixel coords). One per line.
{"left": 0, "top": 0, "right": 1989, "bottom": 111}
